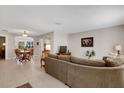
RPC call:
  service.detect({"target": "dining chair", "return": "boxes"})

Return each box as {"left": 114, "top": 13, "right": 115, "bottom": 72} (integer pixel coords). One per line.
{"left": 15, "top": 49, "right": 23, "bottom": 63}
{"left": 25, "top": 48, "right": 34, "bottom": 62}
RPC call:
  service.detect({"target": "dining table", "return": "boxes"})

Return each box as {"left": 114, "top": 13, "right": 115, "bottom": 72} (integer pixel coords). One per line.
{"left": 21, "top": 50, "right": 31, "bottom": 62}
{"left": 15, "top": 49, "right": 32, "bottom": 63}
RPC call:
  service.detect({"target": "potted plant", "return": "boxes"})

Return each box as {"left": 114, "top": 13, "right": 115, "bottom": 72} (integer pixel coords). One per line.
{"left": 86, "top": 50, "right": 95, "bottom": 59}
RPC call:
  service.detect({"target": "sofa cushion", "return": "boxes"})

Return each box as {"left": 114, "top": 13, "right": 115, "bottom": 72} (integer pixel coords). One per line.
{"left": 71, "top": 56, "right": 105, "bottom": 67}
{"left": 58, "top": 55, "right": 71, "bottom": 62}
{"left": 48, "top": 54, "right": 58, "bottom": 59}
{"left": 104, "top": 57, "right": 124, "bottom": 67}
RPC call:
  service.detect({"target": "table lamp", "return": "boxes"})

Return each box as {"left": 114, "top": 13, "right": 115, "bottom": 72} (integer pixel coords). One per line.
{"left": 44, "top": 44, "right": 51, "bottom": 58}
{"left": 115, "top": 45, "right": 122, "bottom": 56}
{"left": 46, "top": 44, "right": 51, "bottom": 51}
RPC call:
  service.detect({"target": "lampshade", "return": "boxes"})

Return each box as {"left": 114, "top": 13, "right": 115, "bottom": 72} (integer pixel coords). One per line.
{"left": 46, "top": 44, "right": 51, "bottom": 50}
{"left": 115, "top": 45, "right": 122, "bottom": 51}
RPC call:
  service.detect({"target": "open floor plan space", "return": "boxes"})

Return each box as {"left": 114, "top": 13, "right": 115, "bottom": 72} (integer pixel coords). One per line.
{"left": 0, "top": 5, "right": 124, "bottom": 88}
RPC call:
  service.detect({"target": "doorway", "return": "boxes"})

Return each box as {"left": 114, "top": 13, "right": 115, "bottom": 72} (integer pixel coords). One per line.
{"left": 0, "top": 36, "right": 6, "bottom": 60}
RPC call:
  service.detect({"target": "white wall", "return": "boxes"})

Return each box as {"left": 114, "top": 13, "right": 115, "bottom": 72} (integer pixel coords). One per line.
{"left": 0, "top": 31, "right": 15, "bottom": 60}
{"left": 68, "top": 25, "right": 124, "bottom": 59}
{"left": 33, "top": 37, "right": 41, "bottom": 57}
{"left": 34, "top": 31, "right": 69, "bottom": 56}
{"left": 37, "top": 32, "right": 54, "bottom": 55}
{"left": 53, "top": 32, "right": 69, "bottom": 53}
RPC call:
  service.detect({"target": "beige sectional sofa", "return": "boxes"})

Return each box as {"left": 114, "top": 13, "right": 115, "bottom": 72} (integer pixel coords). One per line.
{"left": 45, "top": 54, "right": 124, "bottom": 88}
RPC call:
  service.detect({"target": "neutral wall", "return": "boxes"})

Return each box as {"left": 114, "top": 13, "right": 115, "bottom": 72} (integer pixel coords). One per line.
{"left": 53, "top": 32, "right": 69, "bottom": 53}
{"left": 37, "top": 32, "right": 69, "bottom": 54}
{"left": 0, "top": 31, "right": 15, "bottom": 60}
{"left": 33, "top": 36, "right": 41, "bottom": 57}
{"left": 68, "top": 25, "right": 124, "bottom": 59}
{"left": 39, "top": 32, "right": 54, "bottom": 53}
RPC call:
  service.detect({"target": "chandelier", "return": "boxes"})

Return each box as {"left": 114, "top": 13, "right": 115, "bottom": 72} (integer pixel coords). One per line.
{"left": 22, "top": 31, "right": 28, "bottom": 37}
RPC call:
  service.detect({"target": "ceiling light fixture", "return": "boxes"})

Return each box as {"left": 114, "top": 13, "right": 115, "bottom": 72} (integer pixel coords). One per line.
{"left": 22, "top": 31, "right": 28, "bottom": 37}
{"left": 55, "top": 22, "right": 62, "bottom": 25}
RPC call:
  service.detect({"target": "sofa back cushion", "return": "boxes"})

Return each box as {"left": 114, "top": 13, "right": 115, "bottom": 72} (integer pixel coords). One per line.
{"left": 48, "top": 54, "right": 58, "bottom": 59}
{"left": 58, "top": 55, "right": 71, "bottom": 62}
{"left": 71, "top": 56, "right": 105, "bottom": 67}
{"left": 104, "top": 57, "right": 124, "bottom": 67}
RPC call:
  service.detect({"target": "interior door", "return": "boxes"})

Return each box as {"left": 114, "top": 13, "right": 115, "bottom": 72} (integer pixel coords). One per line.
{"left": 0, "top": 36, "right": 5, "bottom": 60}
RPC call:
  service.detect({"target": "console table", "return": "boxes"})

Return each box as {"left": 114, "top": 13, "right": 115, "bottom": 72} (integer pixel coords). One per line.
{"left": 56, "top": 52, "right": 71, "bottom": 55}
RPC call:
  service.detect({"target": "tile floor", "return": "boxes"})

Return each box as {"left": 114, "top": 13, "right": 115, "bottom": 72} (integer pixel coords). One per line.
{"left": 0, "top": 57, "right": 68, "bottom": 88}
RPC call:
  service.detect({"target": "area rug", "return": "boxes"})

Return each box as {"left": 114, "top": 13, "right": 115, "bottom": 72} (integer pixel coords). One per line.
{"left": 16, "top": 82, "right": 32, "bottom": 88}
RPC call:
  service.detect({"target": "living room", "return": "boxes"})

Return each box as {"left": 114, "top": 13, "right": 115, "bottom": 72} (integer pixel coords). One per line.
{"left": 0, "top": 4, "right": 124, "bottom": 90}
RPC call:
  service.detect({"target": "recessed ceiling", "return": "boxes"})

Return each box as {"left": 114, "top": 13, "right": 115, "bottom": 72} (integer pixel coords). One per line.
{"left": 0, "top": 5, "right": 124, "bottom": 36}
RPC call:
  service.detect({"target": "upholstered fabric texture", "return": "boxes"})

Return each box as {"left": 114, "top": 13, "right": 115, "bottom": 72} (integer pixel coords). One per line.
{"left": 71, "top": 56, "right": 105, "bottom": 67}
{"left": 45, "top": 57, "right": 68, "bottom": 83}
{"left": 48, "top": 54, "right": 58, "bottom": 59}
{"left": 104, "top": 57, "right": 124, "bottom": 67}
{"left": 58, "top": 55, "right": 71, "bottom": 62}
{"left": 67, "top": 62, "right": 124, "bottom": 88}
{"left": 45, "top": 56, "right": 124, "bottom": 88}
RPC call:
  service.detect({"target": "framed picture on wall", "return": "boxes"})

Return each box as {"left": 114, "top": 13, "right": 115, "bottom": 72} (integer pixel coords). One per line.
{"left": 81, "top": 37, "right": 94, "bottom": 47}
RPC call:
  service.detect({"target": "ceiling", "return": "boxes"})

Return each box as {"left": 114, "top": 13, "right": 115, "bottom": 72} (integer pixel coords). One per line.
{"left": 0, "top": 5, "right": 124, "bottom": 36}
